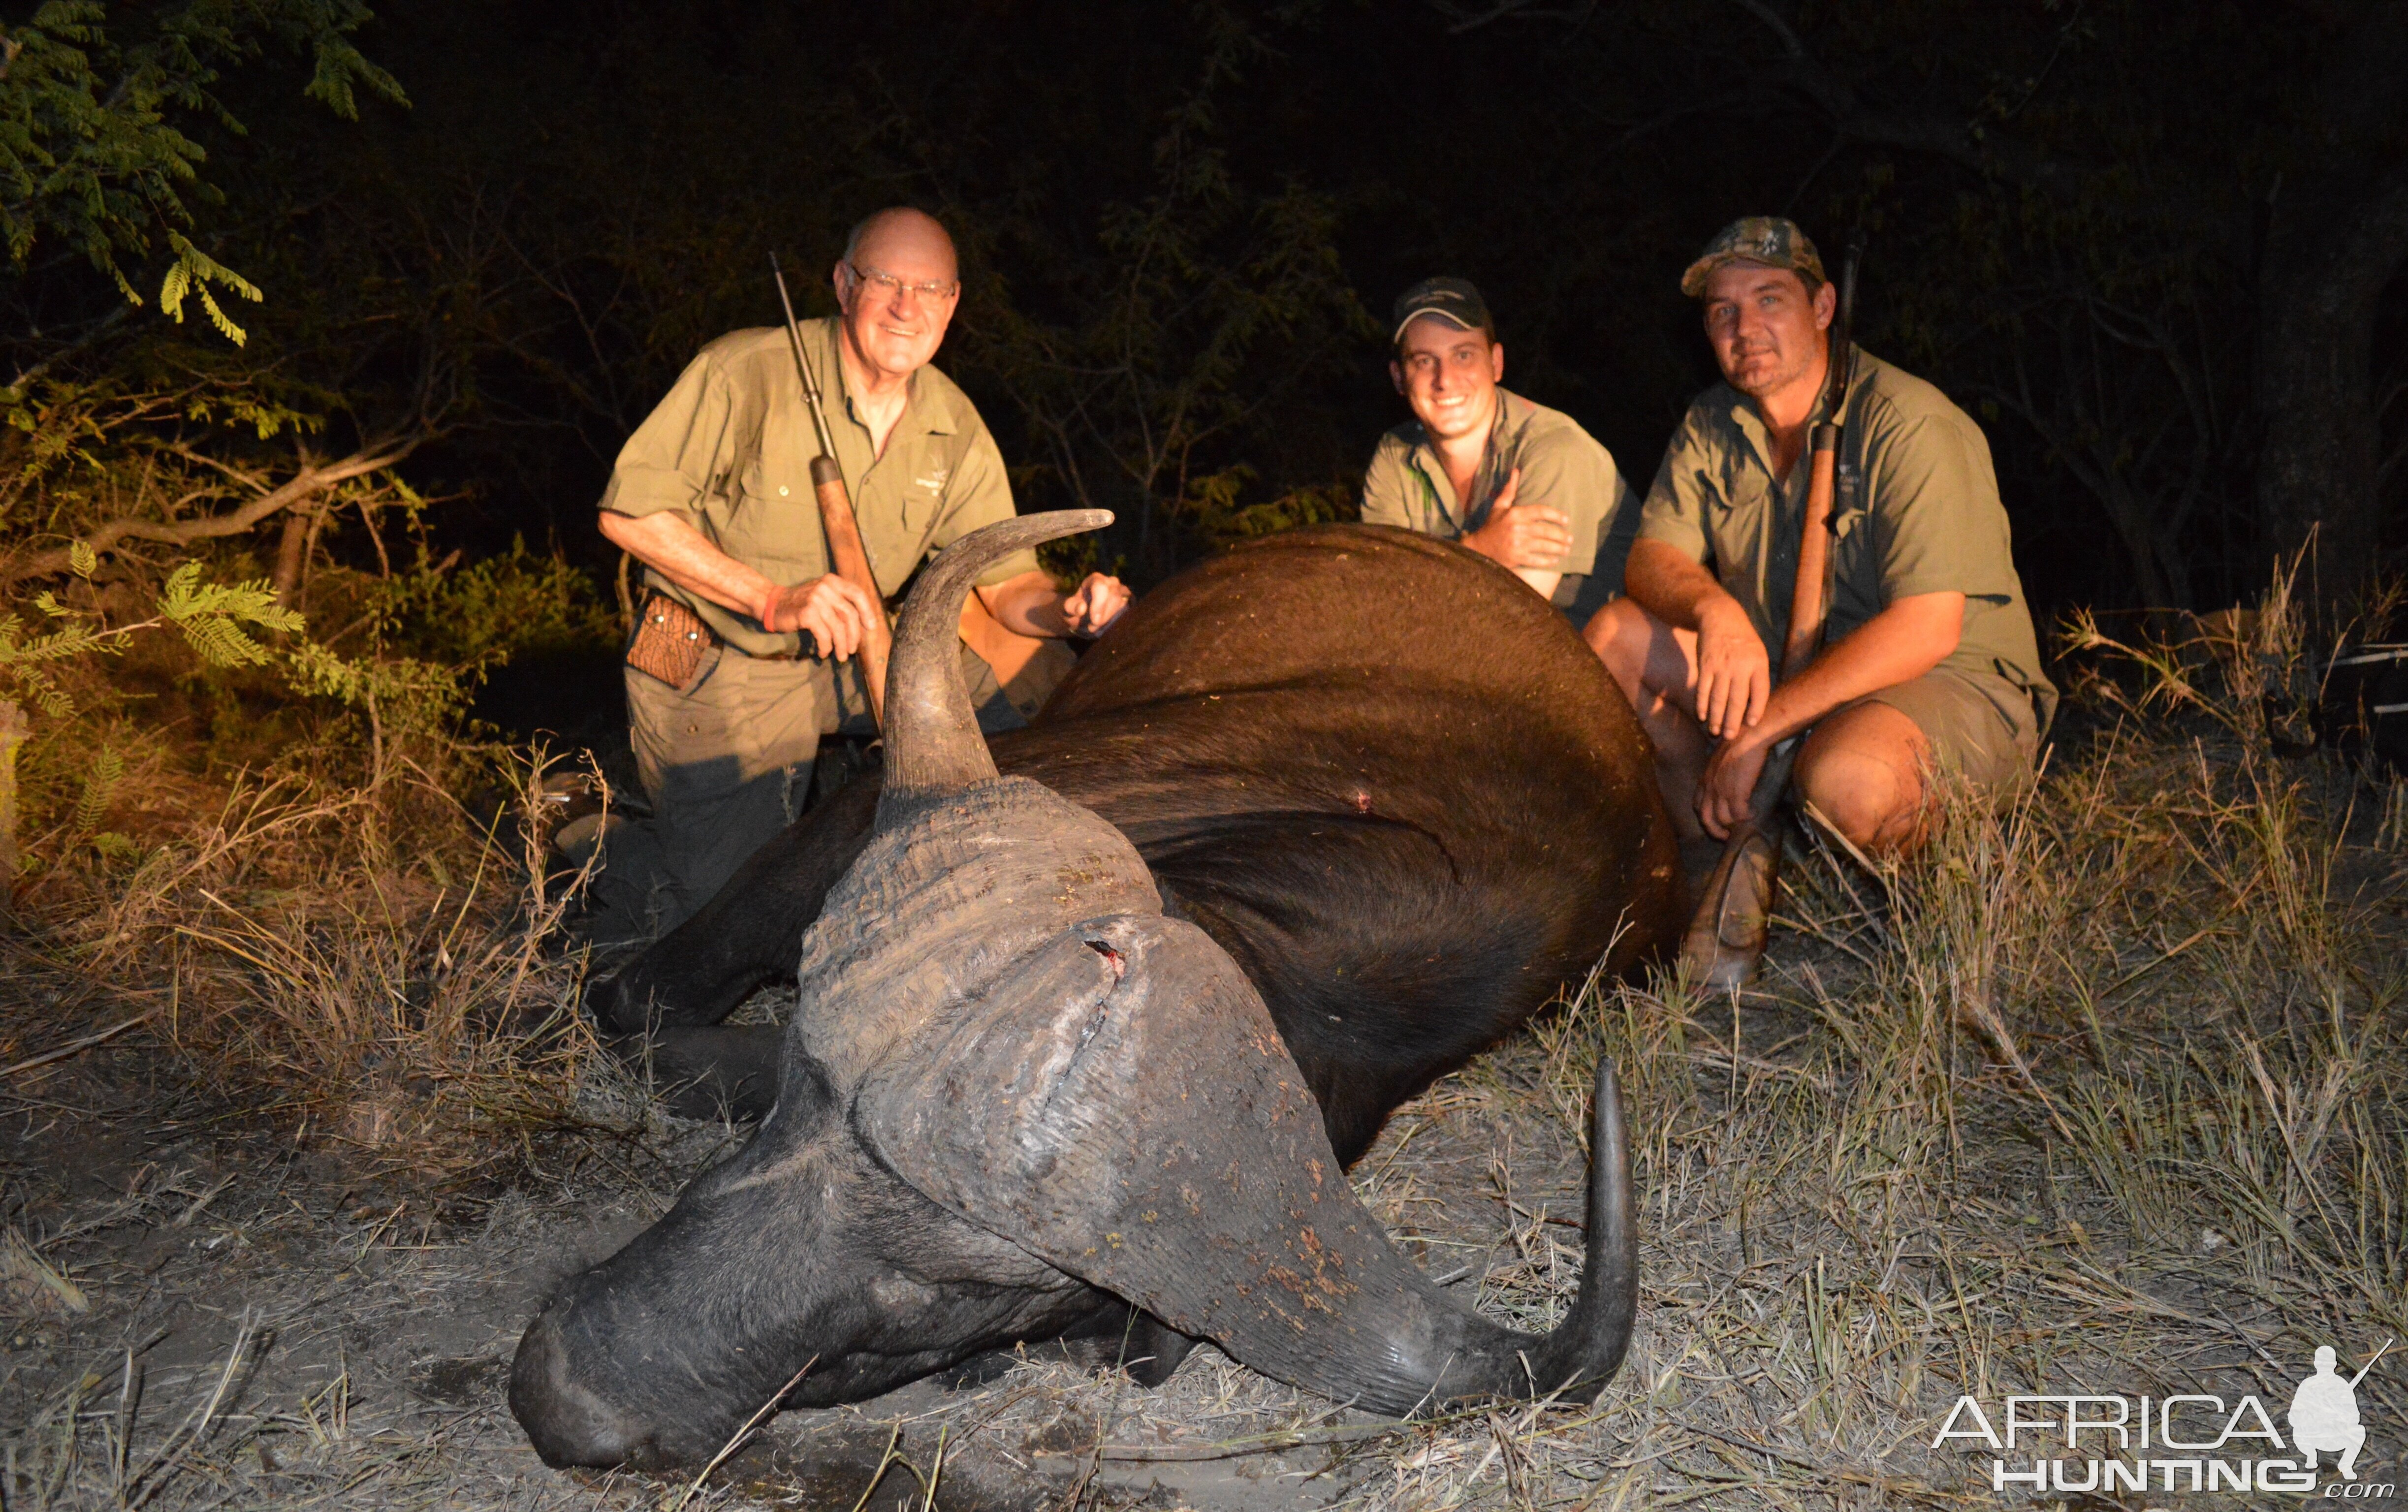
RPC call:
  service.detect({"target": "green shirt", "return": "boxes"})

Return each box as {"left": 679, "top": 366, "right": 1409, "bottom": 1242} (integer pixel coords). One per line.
{"left": 1636, "top": 350, "right": 2056, "bottom": 729}
{"left": 1359, "top": 387, "right": 1640, "bottom": 619}
{"left": 600, "top": 317, "right": 1038, "bottom": 658}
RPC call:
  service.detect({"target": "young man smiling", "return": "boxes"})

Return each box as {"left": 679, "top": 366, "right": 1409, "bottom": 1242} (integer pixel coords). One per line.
{"left": 1360, "top": 278, "right": 1639, "bottom": 623}
{"left": 1583, "top": 218, "right": 2054, "bottom": 857}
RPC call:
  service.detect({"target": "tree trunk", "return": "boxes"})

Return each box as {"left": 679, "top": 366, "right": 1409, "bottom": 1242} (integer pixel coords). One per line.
{"left": 2252, "top": 0, "right": 2408, "bottom": 604}
{"left": 273, "top": 505, "right": 313, "bottom": 606}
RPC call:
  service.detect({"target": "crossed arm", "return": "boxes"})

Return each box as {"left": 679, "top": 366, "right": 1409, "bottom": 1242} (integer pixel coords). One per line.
{"left": 599, "top": 510, "right": 1129, "bottom": 660}
{"left": 1456, "top": 468, "right": 1568, "bottom": 599}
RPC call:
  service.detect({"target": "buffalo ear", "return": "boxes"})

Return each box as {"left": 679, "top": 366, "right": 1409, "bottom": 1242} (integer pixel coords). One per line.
{"left": 853, "top": 915, "right": 1441, "bottom": 1396}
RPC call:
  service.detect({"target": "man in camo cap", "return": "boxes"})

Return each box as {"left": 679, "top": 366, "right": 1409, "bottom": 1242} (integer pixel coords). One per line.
{"left": 1583, "top": 217, "right": 2055, "bottom": 856}
{"left": 1361, "top": 277, "right": 1641, "bottom": 624}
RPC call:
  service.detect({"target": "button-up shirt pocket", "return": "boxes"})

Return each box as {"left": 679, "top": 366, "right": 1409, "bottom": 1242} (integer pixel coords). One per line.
{"left": 726, "top": 457, "right": 819, "bottom": 586}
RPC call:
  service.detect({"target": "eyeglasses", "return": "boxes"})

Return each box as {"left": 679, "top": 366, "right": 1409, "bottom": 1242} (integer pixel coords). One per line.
{"left": 846, "top": 262, "right": 959, "bottom": 304}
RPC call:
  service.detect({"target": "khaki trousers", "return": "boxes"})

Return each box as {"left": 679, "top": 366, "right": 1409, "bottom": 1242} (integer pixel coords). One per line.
{"left": 590, "top": 647, "right": 832, "bottom": 941}
{"left": 584, "top": 637, "right": 1077, "bottom": 945}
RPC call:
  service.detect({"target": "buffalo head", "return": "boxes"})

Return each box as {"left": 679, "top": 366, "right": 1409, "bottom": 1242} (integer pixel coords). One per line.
{"left": 509, "top": 511, "right": 1639, "bottom": 1468}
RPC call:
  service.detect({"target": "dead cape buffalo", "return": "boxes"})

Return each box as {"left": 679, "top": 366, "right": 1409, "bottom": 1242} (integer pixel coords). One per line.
{"left": 510, "top": 514, "right": 1684, "bottom": 1469}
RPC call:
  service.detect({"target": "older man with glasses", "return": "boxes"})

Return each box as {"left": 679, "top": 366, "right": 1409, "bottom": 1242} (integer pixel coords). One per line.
{"left": 574, "top": 206, "right": 1131, "bottom": 943}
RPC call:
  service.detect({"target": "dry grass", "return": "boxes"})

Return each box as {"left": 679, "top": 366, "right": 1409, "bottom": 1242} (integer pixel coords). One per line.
{"left": 586, "top": 594, "right": 2397, "bottom": 1510}
{"left": 3, "top": 578, "right": 2405, "bottom": 1509}
{"left": 3, "top": 742, "right": 605, "bottom": 1176}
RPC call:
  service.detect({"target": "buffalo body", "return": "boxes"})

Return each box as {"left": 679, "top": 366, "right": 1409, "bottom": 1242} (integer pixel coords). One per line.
{"left": 515, "top": 521, "right": 1682, "bottom": 1468}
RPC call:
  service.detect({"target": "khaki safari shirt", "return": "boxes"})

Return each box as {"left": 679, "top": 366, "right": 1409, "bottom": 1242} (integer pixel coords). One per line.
{"left": 600, "top": 316, "right": 1038, "bottom": 659}
{"left": 1360, "top": 387, "right": 1640, "bottom": 619}
{"left": 1637, "top": 350, "right": 2056, "bottom": 730}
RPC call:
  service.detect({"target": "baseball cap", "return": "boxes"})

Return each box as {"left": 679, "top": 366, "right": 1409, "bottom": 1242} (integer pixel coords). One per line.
{"left": 1391, "top": 277, "right": 1494, "bottom": 345}
{"left": 1679, "top": 218, "right": 1828, "bottom": 298}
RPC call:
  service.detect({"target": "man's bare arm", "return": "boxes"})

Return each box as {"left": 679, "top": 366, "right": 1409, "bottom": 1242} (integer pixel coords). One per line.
{"left": 599, "top": 509, "right": 878, "bottom": 660}
{"left": 976, "top": 567, "right": 1132, "bottom": 638}
{"left": 1457, "top": 467, "right": 1566, "bottom": 601}
{"left": 1744, "top": 591, "right": 1965, "bottom": 747}
{"left": 1625, "top": 537, "right": 1770, "bottom": 739}
{"left": 1692, "top": 590, "right": 1965, "bottom": 836}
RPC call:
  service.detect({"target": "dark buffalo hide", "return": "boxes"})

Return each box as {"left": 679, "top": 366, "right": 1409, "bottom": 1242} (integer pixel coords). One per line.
{"left": 514, "top": 520, "right": 1682, "bottom": 1469}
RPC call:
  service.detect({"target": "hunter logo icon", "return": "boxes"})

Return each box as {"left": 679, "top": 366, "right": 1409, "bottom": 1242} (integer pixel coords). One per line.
{"left": 2292, "top": 1339, "right": 2391, "bottom": 1481}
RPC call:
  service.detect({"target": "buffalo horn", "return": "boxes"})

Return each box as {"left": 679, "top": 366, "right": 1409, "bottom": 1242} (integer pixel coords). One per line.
{"left": 879, "top": 510, "right": 1113, "bottom": 804}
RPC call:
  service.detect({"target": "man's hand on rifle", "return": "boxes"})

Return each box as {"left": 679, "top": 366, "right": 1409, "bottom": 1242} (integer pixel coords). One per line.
{"left": 1461, "top": 468, "right": 1572, "bottom": 573}
{"left": 1692, "top": 597, "right": 1771, "bottom": 740}
{"left": 1060, "top": 571, "right": 1132, "bottom": 636}
{"left": 1695, "top": 730, "right": 1774, "bottom": 840}
{"left": 760, "top": 572, "right": 882, "bottom": 661}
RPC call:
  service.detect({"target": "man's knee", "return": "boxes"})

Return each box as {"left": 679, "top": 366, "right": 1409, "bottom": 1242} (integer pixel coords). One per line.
{"left": 1582, "top": 598, "right": 1652, "bottom": 700}
{"left": 1795, "top": 742, "right": 1915, "bottom": 851}
{"left": 1579, "top": 597, "right": 1634, "bottom": 662}
{"left": 1795, "top": 700, "right": 1933, "bottom": 851}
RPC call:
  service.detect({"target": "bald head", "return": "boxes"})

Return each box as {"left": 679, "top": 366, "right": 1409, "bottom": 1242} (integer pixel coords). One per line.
{"left": 843, "top": 208, "right": 958, "bottom": 284}
{"left": 832, "top": 207, "right": 963, "bottom": 388}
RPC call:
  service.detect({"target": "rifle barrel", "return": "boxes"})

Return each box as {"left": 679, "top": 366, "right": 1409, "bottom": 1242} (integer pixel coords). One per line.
{"left": 768, "top": 252, "right": 890, "bottom": 728}
{"left": 2347, "top": 1336, "right": 2395, "bottom": 1389}
{"left": 770, "top": 253, "right": 842, "bottom": 462}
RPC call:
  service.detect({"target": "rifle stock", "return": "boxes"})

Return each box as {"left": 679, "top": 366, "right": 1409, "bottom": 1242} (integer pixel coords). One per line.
{"left": 1781, "top": 441, "right": 1841, "bottom": 681}
{"left": 807, "top": 455, "right": 890, "bottom": 727}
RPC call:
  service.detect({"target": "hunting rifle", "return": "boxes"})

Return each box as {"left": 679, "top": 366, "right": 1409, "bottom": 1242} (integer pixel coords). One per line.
{"left": 771, "top": 253, "right": 890, "bottom": 729}
{"left": 1678, "top": 232, "right": 1867, "bottom": 989}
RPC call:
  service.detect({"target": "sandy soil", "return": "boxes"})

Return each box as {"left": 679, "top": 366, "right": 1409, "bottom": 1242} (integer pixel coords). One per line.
{"left": 0, "top": 983, "right": 1595, "bottom": 1512}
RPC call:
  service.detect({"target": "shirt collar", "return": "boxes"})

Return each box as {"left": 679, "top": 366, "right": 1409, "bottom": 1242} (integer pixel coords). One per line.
{"left": 1407, "top": 387, "right": 1522, "bottom": 520}
{"left": 823, "top": 317, "right": 959, "bottom": 441}
{"left": 1726, "top": 352, "right": 1877, "bottom": 485}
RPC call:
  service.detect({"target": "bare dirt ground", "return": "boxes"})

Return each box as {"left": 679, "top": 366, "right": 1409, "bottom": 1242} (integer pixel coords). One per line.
{"left": 3, "top": 716, "right": 2405, "bottom": 1511}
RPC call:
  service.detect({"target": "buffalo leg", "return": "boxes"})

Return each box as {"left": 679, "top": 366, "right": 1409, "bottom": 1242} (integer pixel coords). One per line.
{"left": 588, "top": 776, "right": 883, "bottom": 1035}
{"left": 607, "top": 1025, "right": 784, "bottom": 1121}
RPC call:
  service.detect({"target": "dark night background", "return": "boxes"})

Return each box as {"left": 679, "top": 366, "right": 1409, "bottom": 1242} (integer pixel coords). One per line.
{"left": 6, "top": 0, "right": 2406, "bottom": 684}
{"left": 6, "top": 17, "right": 2408, "bottom": 1506}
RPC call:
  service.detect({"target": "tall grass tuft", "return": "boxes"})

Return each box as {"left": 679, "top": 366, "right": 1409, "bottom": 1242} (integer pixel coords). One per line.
{"left": 6, "top": 750, "right": 601, "bottom": 1176}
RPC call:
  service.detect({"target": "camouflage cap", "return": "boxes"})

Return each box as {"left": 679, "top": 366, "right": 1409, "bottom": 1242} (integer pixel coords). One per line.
{"left": 1679, "top": 217, "right": 1827, "bottom": 298}
{"left": 1391, "top": 277, "right": 1494, "bottom": 345}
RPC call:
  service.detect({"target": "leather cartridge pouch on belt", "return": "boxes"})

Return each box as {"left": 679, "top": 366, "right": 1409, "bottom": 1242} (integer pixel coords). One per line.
{"left": 625, "top": 591, "right": 716, "bottom": 691}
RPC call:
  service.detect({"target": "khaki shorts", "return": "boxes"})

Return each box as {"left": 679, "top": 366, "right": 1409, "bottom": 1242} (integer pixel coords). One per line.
{"left": 1850, "top": 665, "right": 2040, "bottom": 796}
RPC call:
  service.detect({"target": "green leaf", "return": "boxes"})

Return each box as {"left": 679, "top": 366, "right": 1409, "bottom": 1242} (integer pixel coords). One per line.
{"left": 67, "top": 539, "right": 96, "bottom": 578}
{"left": 158, "top": 235, "right": 262, "bottom": 346}
{"left": 158, "top": 564, "right": 302, "bottom": 666}
{"left": 71, "top": 746, "right": 122, "bottom": 840}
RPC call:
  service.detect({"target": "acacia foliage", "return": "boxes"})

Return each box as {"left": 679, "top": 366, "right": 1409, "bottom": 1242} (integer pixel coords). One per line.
{"left": 8, "top": 0, "right": 2405, "bottom": 619}
{"left": 0, "top": 0, "right": 404, "bottom": 339}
